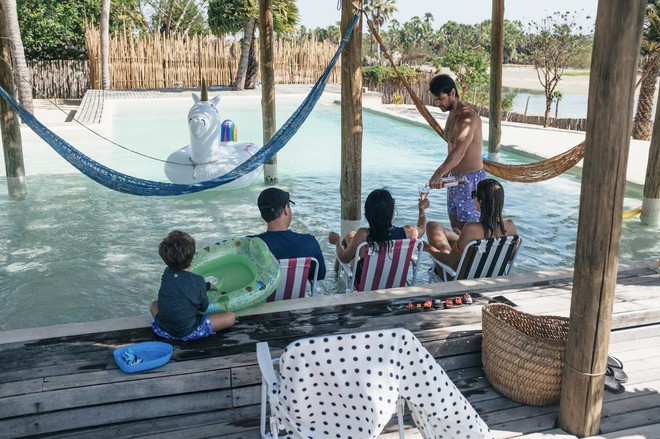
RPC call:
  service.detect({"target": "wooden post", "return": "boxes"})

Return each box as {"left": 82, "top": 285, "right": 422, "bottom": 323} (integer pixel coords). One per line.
{"left": 259, "top": 0, "right": 277, "bottom": 184}
{"left": 340, "top": 0, "right": 362, "bottom": 237}
{"left": 488, "top": 0, "right": 504, "bottom": 161}
{"left": 640, "top": 90, "right": 660, "bottom": 226}
{"left": 558, "top": 1, "right": 646, "bottom": 436}
{"left": 0, "top": 4, "right": 27, "bottom": 200}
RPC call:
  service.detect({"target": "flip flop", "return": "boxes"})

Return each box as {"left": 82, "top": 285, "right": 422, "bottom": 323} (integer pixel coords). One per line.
{"left": 604, "top": 366, "right": 625, "bottom": 394}
{"left": 607, "top": 355, "right": 629, "bottom": 383}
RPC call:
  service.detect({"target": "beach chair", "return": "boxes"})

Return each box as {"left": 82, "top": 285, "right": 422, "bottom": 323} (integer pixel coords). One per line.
{"left": 337, "top": 239, "right": 424, "bottom": 293}
{"left": 256, "top": 328, "right": 493, "bottom": 439}
{"left": 429, "top": 235, "right": 522, "bottom": 282}
{"left": 266, "top": 257, "right": 319, "bottom": 302}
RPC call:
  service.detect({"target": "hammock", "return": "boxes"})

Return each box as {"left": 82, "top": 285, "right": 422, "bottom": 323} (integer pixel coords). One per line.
{"left": 364, "top": 14, "right": 586, "bottom": 183}
{"left": 0, "top": 13, "right": 360, "bottom": 196}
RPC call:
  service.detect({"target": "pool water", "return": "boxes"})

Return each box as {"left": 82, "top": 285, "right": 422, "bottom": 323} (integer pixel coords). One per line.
{"left": 0, "top": 94, "right": 657, "bottom": 332}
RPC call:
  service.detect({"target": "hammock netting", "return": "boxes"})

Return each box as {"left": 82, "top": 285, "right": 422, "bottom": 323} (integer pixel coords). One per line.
{"left": 0, "top": 13, "right": 360, "bottom": 196}
{"left": 364, "top": 14, "right": 586, "bottom": 183}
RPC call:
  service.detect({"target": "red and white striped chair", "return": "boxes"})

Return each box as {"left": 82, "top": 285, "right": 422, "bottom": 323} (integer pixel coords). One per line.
{"left": 266, "top": 257, "right": 319, "bottom": 302}
{"left": 429, "top": 235, "right": 522, "bottom": 282}
{"left": 337, "top": 239, "right": 424, "bottom": 293}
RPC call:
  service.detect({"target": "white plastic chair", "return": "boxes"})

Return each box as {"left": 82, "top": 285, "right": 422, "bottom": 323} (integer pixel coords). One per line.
{"left": 337, "top": 238, "right": 423, "bottom": 293}
{"left": 266, "top": 257, "right": 319, "bottom": 302}
{"left": 256, "top": 328, "right": 493, "bottom": 439}
{"left": 429, "top": 235, "right": 522, "bottom": 282}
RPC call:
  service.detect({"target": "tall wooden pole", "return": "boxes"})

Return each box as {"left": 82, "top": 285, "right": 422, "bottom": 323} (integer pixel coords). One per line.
{"left": 640, "top": 90, "right": 660, "bottom": 226}
{"left": 0, "top": 4, "right": 27, "bottom": 200}
{"left": 558, "top": 1, "right": 646, "bottom": 436}
{"left": 488, "top": 0, "right": 504, "bottom": 161}
{"left": 340, "top": 0, "right": 362, "bottom": 237}
{"left": 259, "top": 0, "right": 277, "bottom": 184}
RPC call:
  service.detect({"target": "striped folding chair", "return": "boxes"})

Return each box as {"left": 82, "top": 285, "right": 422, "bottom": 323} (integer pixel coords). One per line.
{"left": 266, "top": 257, "right": 319, "bottom": 302}
{"left": 337, "top": 239, "right": 424, "bottom": 293}
{"left": 429, "top": 235, "right": 522, "bottom": 282}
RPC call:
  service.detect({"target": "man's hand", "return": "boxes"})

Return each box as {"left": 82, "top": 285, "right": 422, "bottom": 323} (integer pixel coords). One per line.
{"left": 429, "top": 167, "right": 448, "bottom": 189}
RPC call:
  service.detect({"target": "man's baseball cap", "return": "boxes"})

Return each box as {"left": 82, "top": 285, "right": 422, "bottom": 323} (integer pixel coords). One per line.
{"left": 257, "top": 188, "right": 295, "bottom": 215}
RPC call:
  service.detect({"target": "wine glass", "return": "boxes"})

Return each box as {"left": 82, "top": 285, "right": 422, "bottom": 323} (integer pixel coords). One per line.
{"left": 418, "top": 183, "right": 430, "bottom": 200}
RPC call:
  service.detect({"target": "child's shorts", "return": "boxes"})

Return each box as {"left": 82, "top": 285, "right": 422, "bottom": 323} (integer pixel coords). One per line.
{"left": 152, "top": 316, "right": 216, "bottom": 341}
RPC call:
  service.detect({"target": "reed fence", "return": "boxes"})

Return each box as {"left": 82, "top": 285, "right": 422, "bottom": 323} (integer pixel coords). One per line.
{"left": 85, "top": 26, "right": 341, "bottom": 90}
{"left": 27, "top": 60, "right": 90, "bottom": 99}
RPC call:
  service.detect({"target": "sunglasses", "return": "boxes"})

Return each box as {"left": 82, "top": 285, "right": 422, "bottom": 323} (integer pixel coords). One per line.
{"left": 471, "top": 191, "right": 478, "bottom": 199}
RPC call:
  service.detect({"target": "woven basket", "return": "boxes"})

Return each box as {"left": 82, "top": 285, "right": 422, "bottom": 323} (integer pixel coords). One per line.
{"left": 481, "top": 303, "right": 570, "bottom": 406}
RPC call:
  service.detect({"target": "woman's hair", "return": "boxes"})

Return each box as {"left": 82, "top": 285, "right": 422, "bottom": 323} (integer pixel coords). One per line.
{"left": 476, "top": 179, "right": 507, "bottom": 238}
{"left": 364, "top": 189, "right": 395, "bottom": 251}
{"left": 159, "top": 230, "right": 196, "bottom": 271}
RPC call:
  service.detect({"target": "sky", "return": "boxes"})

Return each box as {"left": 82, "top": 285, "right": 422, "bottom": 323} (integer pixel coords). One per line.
{"left": 297, "top": 0, "right": 599, "bottom": 30}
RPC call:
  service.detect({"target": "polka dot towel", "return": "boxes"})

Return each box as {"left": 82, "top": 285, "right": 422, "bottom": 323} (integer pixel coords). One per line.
{"left": 266, "top": 328, "right": 493, "bottom": 439}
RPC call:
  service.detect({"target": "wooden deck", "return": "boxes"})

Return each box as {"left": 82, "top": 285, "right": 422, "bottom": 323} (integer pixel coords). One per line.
{"left": 1, "top": 260, "right": 659, "bottom": 439}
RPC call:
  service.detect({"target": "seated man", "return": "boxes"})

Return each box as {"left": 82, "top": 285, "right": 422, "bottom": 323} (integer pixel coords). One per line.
{"left": 252, "top": 187, "right": 326, "bottom": 282}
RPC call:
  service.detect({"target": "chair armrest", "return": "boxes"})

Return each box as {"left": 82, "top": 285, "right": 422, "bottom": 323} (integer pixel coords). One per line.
{"left": 336, "top": 258, "right": 354, "bottom": 293}
{"left": 431, "top": 256, "right": 457, "bottom": 279}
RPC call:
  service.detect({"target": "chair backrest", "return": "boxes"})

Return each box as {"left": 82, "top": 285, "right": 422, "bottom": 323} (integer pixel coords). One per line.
{"left": 355, "top": 239, "right": 423, "bottom": 292}
{"left": 457, "top": 235, "right": 522, "bottom": 280}
{"left": 266, "top": 257, "right": 319, "bottom": 302}
{"left": 256, "top": 328, "right": 493, "bottom": 439}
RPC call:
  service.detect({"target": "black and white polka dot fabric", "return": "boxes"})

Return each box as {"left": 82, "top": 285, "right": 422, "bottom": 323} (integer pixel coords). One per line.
{"left": 268, "top": 328, "right": 492, "bottom": 439}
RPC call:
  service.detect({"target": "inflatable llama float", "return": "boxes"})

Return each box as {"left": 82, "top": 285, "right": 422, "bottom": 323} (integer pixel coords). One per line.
{"left": 163, "top": 82, "right": 261, "bottom": 188}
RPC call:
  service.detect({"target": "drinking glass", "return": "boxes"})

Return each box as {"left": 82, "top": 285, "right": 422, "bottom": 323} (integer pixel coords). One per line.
{"left": 418, "top": 183, "right": 430, "bottom": 200}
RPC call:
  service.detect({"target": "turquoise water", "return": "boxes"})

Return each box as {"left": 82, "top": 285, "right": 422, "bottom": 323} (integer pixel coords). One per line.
{"left": 0, "top": 94, "right": 657, "bottom": 331}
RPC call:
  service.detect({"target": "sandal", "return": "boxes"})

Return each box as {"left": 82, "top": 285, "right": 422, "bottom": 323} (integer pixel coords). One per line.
{"left": 607, "top": 355, "right": 629, "bottom": 383}
{"left": 604, "top": 366, "right": 625, "bottom": 394}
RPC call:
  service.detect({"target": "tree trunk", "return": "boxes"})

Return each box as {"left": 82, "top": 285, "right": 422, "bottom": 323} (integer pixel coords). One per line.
{"left": 245, "top": 35, "right": 258, "bottom": 89}
{"left": 340, "top": 0, "right": 362, "bottom": 238}
{"left": 632, "top": 55, "right": 659, "bottom": 140}
{"left": 543, "top": 96, "right": 552, "bottom": 127}
{"left": 0, "top": 3, "right": 27, "bottom": 199}
{"left": 0, "top": 0, "right": 32, "bottom": 114}
{"left": 488, "top": 0, "right": 504, "bottom": 160}
{"left": 259, "top": 0, "right": 277, "bottom": 184}
{"left": 234, "top": 17, "right": 255, "bottom": 90}
{"left": 100, "top": 0, "right": 111, "bottom": 90}
{"left": 557, "top": 1, "right": 646, "bottom": 436}
{"left": 641, "top": 89, "right": 660, "bottom": 226}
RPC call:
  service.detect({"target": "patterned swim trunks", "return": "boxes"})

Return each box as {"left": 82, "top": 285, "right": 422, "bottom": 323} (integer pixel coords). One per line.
{"left": 447, "top": 168, "right": 486, "bottom": 223}
{"left": 152, "top": 316, "right": 216, "bottom": 341}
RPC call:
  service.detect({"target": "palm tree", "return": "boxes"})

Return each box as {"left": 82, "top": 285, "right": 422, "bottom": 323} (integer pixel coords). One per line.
{"left": 0, "top": 0, "right": 32, "bottom": 114}
{"left": 100, "top": 0, "right": 111, "bottom": 90}
{"left": 632, "top": 0, "right": 660, "bottom": 140}
{"left": 208, "top": 0, "right": 298, "bottom": 90}
{"left": 363, "top": 0, "right": 397, "bottom": 62}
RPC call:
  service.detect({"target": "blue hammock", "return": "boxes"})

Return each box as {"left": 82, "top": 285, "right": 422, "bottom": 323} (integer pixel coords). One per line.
{"left": 0, "top": 13, "right": 359, "bottom": 196}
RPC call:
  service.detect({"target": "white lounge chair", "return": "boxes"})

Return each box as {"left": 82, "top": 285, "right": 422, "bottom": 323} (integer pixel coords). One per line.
{"left": 256, "top": 328, "right": 493, "bottom": 439}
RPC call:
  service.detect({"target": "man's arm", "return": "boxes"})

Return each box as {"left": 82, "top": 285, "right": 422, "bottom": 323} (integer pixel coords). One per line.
{"left": 429, "top": 111, "right": 477, "bottom": 188}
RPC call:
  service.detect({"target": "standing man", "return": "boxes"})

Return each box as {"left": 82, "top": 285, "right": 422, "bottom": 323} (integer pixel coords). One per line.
{"left": 253, "top": 187, "right": 326, "bottom": 282}
{"left": 428, "top": 74, "right": 486, "bottom": 230}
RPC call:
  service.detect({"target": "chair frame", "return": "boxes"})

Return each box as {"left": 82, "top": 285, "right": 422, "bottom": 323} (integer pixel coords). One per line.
{"left": 267, "top": 256, "right": 319, "bottom": 302}
{"left": 256, "top": 341, "right": 405, "bottom": 439}
{"left": 429, "top": 235, "right": 522, "bottom": 282}
{"left": 337, "top": 238, "right": 424, "bottom": 293}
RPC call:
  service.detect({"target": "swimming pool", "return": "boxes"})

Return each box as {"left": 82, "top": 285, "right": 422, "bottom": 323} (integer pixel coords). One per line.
{"left": 0, "top": 93, "right": 657, "bottom": 331}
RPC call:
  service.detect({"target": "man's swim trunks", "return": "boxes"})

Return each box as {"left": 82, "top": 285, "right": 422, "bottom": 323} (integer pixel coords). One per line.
{"left": 447, "top": 168, "right": 486, "bottom": 223}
